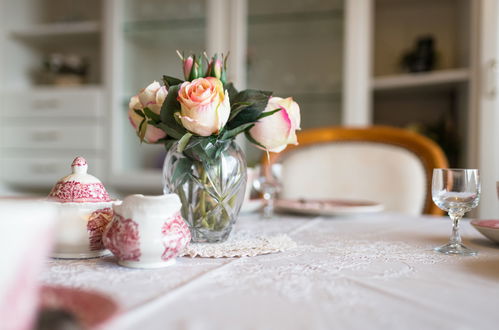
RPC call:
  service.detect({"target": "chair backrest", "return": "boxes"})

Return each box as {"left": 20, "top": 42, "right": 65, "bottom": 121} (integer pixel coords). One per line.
{"left": 262, "top": 126, "right": 449, "bottom": 215}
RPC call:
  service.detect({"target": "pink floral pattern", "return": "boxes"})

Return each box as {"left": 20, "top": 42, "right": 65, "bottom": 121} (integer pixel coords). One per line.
{"left": 161, "top": 212, "right": 191, "bottom": 261}
{"left": 87, "top": 208, "right": 114, "bottom": 251}
{"left": 103, "top": 215, "right": 141, "bottom": 261}
{"left": 48, "top": 181, "right": 111, "bottom": 203}
{"left": 71, "top": 157, "right": 87, "bottom": 167}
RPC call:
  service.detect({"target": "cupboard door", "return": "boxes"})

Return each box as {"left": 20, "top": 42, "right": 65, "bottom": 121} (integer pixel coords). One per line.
{"left": 115, "top": 0, "right": 207, "bottom": 185}
{"left": 245, "top": 0, "right": 345, "bottom": 129}
{"left": 477, "top": 0, "right": 499, "bottom": 218}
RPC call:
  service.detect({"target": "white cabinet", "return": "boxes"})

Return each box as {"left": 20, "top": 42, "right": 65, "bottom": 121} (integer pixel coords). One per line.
{"left": 0, "top": 87, "right": 106, "bottom": 187}
{"left": 0, "top": 0, "right": 497, "bottom": 217}
{"left": 0, "top": 0, "right": 107, "bottom": 188}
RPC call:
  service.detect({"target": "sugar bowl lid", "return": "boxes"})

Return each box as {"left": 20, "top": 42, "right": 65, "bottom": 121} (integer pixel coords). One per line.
{"left": 48, "top": 157, "right": 111, "bottom": 203}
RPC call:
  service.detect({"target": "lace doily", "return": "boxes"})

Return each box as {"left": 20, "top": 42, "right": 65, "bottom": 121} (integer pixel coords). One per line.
{"left": 181, "top": 233, "right": 297, "bottom": 258}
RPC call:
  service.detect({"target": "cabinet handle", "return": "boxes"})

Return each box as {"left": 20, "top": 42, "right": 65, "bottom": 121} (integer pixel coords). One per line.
{"left": 31, "top": 130, "right": 60, "bottom": 142}
{"left": 486, "top": 59, "right": 497, "bottom": 98}
{"left": 31, "top": 163, "right": 58, "bottom": 174}
{"left": 31, "top": 99, "right": 60, "bottom": 110}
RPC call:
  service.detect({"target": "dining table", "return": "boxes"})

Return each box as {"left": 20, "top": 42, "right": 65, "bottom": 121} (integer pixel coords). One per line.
{"left": 40, "top": 211, "right": 499, "bottom": 330}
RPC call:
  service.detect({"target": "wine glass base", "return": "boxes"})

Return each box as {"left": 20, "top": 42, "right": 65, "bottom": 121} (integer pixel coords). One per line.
{"left": 434, "top": 242, "right": 477, "bottom": 256}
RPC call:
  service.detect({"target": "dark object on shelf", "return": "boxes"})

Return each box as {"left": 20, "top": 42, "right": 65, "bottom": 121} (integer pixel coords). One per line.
{"left": 33, "top": 53, "right": 89, "bottom": 86}
{"left": 401, "top": 36, "right": 436, "bottom": 73}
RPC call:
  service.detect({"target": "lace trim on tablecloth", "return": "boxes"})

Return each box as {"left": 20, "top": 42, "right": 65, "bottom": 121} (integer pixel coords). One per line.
{"left": 181, "top": 232, "right": 297, "bottom": 258}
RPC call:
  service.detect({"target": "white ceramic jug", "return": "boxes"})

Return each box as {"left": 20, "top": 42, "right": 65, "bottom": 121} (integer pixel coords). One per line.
{"left": 103, "top": 194, "right": 191, "bottom": 268}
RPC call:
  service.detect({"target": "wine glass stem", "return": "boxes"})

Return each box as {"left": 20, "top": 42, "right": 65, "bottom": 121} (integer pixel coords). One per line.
{"left": 262, "top": 188, "right": 274, "bottom": 219}
{"left": 449, "top": 211, "right": 463, "bottom": 245}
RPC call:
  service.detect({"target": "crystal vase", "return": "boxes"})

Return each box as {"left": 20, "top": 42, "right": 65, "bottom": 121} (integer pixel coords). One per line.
{"left": 162, "top": 139, "right": 247, "bottom": 243}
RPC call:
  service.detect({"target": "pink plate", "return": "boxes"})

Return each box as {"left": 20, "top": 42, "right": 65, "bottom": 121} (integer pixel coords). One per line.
{"left": 471, "top": 220, "right": 499, "bottom": 244}
{"left": 275, "top": 198, "right": 384, "bottom": 216}
{"left": 471, "top": 219, "right": 499, "bottom": 229}
{"left": 39, "top": 285, "right": 120, "bottom": 328}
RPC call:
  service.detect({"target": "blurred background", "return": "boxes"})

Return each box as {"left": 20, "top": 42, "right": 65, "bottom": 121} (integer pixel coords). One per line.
{"left": 0, "top": 0, "right": 497, "bottom": 216}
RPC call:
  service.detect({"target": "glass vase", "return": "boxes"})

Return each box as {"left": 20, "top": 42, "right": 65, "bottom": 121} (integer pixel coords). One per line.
{"left": 162, "top": 139, "right": 247, "bottom": 243}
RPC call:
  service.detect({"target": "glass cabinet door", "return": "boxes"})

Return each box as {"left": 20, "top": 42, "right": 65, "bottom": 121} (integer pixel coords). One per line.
{"left": 115, "top": 0, "right": 207, "bottom": 189}
{"left": 246, "top": 0, "right": 344, "bottom": 129}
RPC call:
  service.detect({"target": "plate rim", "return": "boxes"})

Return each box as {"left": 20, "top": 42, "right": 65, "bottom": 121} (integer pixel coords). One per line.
{"left": 275, "top": 198, "right": 384, "bottom": 216}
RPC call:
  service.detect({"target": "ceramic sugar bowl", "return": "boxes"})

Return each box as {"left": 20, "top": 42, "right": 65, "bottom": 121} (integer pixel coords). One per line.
{"left": 103, "top": 194, "right": 191, "bottom": 269}
{"left": 47, "top": 157, "right": 116, "bottom": 259}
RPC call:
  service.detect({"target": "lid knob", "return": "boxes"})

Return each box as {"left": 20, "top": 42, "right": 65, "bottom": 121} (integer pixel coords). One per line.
{"left": 48, "top": 156, "right": 111, "bottom": 203}
{"left": 71, "top": 157, "right": 88, "bottom": 175}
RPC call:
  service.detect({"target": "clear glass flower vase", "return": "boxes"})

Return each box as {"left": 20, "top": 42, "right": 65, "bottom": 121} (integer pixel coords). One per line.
{"left": 162, "top": 140, "right": 247, "bottom": 243}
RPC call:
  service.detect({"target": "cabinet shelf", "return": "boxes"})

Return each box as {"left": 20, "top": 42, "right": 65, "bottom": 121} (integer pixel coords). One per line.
{"left": 10, "top": 21, "right": 100, "bottom": 40}
{"left": 124, "top": 17, "right": 205, "bottom": 33}
{"left": 372, "top": 69, "right": 469, "bottom": 91}
{"left": 276, "top": 91, "right": 341, "bottom": 103}
{"left": 248, "top": 10, "right": 342, "bottom": 25}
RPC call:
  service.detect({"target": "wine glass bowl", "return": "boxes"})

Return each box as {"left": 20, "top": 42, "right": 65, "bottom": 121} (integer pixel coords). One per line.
{"left": 432, "top": 168, "right": 480, "bottom": 256}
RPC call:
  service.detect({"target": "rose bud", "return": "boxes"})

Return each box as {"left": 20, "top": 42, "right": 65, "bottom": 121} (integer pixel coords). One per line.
{"left": 183, "top": 56, "right": 194, "bottom": 81}
{"left": 128, "top": 81, "right": 168, "bottom": 143}
{"left": 248, "top": 97, "right": 301, "bottom": 152}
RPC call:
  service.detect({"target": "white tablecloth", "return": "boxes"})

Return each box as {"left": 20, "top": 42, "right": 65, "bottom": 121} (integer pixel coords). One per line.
{"left": 42, "top": 212, "right": 499, "bottom": 330}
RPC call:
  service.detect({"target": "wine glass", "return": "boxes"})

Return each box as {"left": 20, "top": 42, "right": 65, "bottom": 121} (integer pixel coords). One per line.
{"left": 432, "top": 168, "right": 480, "bottom": 256}
{"left": 252, "top": 164, "right": 281, "bottom": 219}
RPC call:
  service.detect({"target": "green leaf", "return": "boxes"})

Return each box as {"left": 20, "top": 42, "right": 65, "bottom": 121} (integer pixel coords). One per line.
{"left": 162, "top": 75, "right": 184, "bottom": 88}
{"left": 171, "top": 158, "right": 193, "bottom": 186}
{"left": 224, "top": 82, "right": 239, "bottom": 100}
{"left": 257, "top": 108, "right": 281, "bottom": 120}
{"left": 159, "top": 85, "right": 186, "bottom": 139}
{"left": 244, "top": 130, "right": 266, "bottom": 150}
{"left": 138, "top": 118, "right": 147, "bottom": 142}
{"left": 134, "top": 109, "right": 145, "bottom": 118}
{"left": 162, "top": 139, "right": 176, "bottom": 151}
{"left": 221, "top": 122, "right": 254, "bottom": 140}
{"left": 177, "top": 132, "right": 193, "bottom": 153}
{"left": 143, "top": 107, "right": 160, "bottom": 123}
{"left": 185, "top": 135, "right": 204, "bottom": 150}
{"left": 182, "top": 137, "right": 221, "bottom": 163}
{"left": 226, "top": 89, "right": 272, "bottom": 129}
{"left": 228, "top": 102, "right": 252, "bottom": 121}
{"left": 157, "top": 123, "right": 185, "bottom": 140}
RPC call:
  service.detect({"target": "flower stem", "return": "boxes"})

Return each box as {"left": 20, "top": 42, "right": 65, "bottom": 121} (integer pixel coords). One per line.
{"left": 199, "top": 164, "right": 209, "bottom": 228}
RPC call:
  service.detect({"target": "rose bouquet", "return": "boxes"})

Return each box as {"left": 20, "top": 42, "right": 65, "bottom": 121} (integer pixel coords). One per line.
{"left": 129, "top": 52, "right": 300, "bottom": 242}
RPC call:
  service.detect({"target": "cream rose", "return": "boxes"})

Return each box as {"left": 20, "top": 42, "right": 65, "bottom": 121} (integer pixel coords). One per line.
{"left": 128, "top": 81, "right": 168, "bottom": 143}
{"left": 248, "top": 97, "right": 301, "bottom": 152}
{"left": 176, "top": 77, "right": 230, "bottom": 136}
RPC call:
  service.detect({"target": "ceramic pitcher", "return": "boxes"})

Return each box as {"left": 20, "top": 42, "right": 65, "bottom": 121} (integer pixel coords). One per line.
{"left": 103, "top": 194, "right": 191, "bottom": 268}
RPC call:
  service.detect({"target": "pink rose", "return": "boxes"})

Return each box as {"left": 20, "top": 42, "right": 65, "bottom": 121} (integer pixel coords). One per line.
{"left": 249, "top": 97, "right": 301, "bottom": 152}
{"left": 176, "top": 77, "right": 230, "bottom": 136}
{"left": 128, "top": 81, "right": 168, "bottom": 143}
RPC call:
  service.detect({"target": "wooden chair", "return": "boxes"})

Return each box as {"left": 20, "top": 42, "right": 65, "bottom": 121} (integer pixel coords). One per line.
{"left": 262, "top": 126, "right": 449, "bottom": 215}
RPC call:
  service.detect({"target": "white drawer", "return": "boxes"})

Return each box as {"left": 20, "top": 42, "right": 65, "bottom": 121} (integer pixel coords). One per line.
{"left": 1, "top": 89, "right": 103, "bottom": 118}
{"left": 2, "top": 124, "right": 104, "bottom": 150}
{"left": 1, "top": 156, "right": 105, "bottom": 186}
